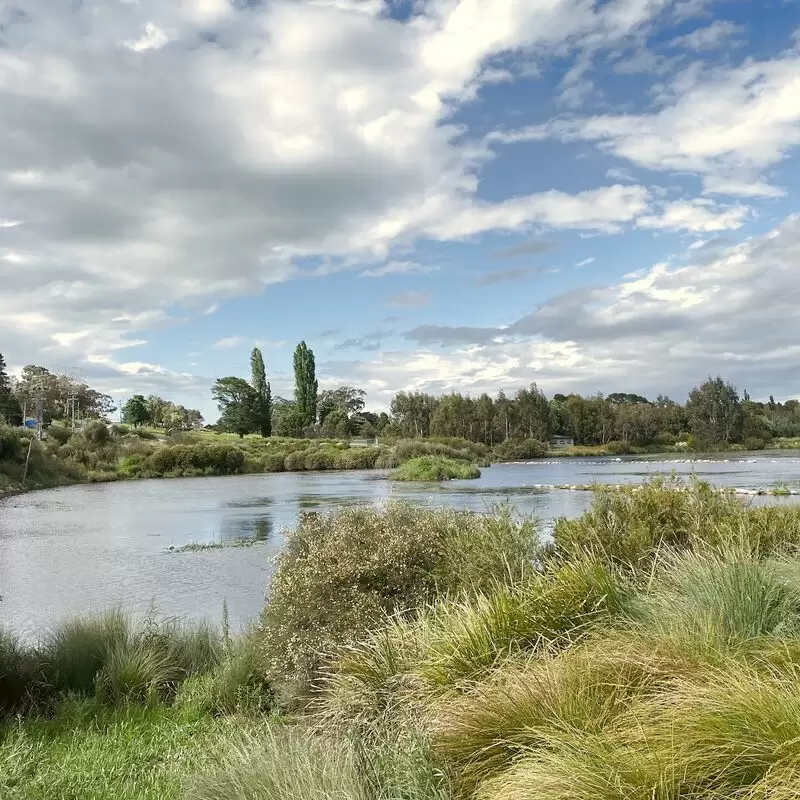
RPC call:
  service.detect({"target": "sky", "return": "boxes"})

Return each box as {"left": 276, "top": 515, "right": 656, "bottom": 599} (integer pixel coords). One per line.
{"left": 1, "top": 0, "right": 799, "bottom": 422}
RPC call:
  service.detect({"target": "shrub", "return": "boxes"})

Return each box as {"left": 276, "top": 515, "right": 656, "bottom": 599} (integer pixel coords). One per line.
{"left": 42, "top": 612, "right": 223, "bottom": 704}
{"left": 304, "top": 448, "right": 335, "bottom": 471}
{"left": 259, "top": 503, "right": 540, "bottom": 697}
{"left": 491, "top": 438, "right": 547, "bottom": 462}
{"left": 284, "top": 450, "right": 307, "bottom": 471}
{"left": 0, "top": 629, "right": 40, "bottom": 715}
{"left": 261, "top": 453, "right": 287, "bottom": 472}
{"left": 432, "top": 649, "right": 650, "bottom": 798}
{"left": 390, "top": 456, "right": 480, "bottom": 481}
{"left": 178, "top": 638, "right": 272, "bottom": 715}
{"left": 81, "top": 420, "right": 111, "bottom": 446}
{"left": 44, "top": 611, "right": 133, "bottom": 695}
{"left": 393, "top": 439, "right": 480, "bottom": 464}
{"left": 110, "top": 423, "right": 130, "bottom": 437}
{"left": 148, "top": 443, "right": 246, "bottom": 476}
{"left": 46, "top": 425, "right": 72, "bottom": 445}
{"left": 0, "top": 423, "right": 22, "bottom": 461}
{"left": 628, "top": 549, "right": 800, "bottom": 654}
{"left": 604, "top": 439, "right": 634, "bottom": 455}
{"left": 185, "top": 725, "right": 449, "bottom": 800}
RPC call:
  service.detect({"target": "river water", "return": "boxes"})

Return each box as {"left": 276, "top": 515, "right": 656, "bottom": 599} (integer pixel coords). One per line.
{"left": 2, "top": 452, "right": 800, "bottom": 639}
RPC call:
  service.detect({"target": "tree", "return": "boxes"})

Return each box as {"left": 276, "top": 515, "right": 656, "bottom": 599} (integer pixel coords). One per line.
{"left": 0, "top": 353, "right": 21, "bottom": 426}
{"left": 272, "top": 401, "right": 305, "bottom": 438}
{"left": 250, "top": 347, "right": 272, "bottom": 438}
{"left": 687, "top": 376, "right": 743, "bottom": 445}
{"left": 212, "top": 377, "right": 258, "bottom": 438}
{"left": 122, "top": 395, "right": 151, "bottom": 428}
{"left": 293, "top": 341, "right": 318, "bottom": 428}
{"left": 514, "top": 383, "right": 550, "bottom": 441}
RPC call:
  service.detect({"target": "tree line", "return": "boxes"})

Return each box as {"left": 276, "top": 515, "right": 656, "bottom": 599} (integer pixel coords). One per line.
{"left": 0, "top": 357, "right": 116, "bottom": 427}
{"left": 4, "top": 346, "right": 799, "bottom": 452}
{"left": 387, "top": 379, "right": 800, "bottom": 450}
{"left": 212, "top": 351, "right": 800, "bottom": 450}
{"left": 120, "top": 395, "right": 204, "bottom": 430}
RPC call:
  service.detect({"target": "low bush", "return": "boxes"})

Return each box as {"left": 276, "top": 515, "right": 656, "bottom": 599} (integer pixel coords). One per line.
{"left": 46, "top": 425, "right": 72, "bottom": 445}
{"left": 603, "top": 439, "right": 635, "bottom": 455}
{"left": 393, "top": 439, "right": 483, "bottom": 464}
{"left": 390, "top": 456, "right": 480, "bottom": 481}
{"left": 259, "top": 503, "right": 540, "bottom": 698}
{"left": 148, "top": 444, "right": 246, "bottom": 477}
{"left": 491, "top": 438, "right": 547, "bottom": 462}
{"left": 178, "top": 638, "right": 272, "bottom": 716}
{"left": 82, "top": 420, "right": 111, "bottom": 446}
{"left": 284, "top": 450, "right": 307, "bottom": 471}
{"left": 186, "top": 725, "right": 449, "bottom": 800}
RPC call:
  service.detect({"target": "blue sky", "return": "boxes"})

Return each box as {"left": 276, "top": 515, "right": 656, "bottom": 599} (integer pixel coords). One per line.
{"left": 1, "top": 0, "right": 799, "bottom": 422}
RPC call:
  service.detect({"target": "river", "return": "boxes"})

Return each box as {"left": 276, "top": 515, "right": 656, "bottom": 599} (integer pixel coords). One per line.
{"left": 2, "top": 452, "right": 800, "bottom": 639}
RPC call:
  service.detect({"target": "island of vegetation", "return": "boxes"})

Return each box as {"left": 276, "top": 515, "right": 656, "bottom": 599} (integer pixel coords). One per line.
{"left": 4, "top": 479, "right": 800, "bottom": 799}
{"left": 2, "top": 340, "right": 800, "bottom": 496}
{"left": 390, "top": 455, "right": 481, "bottom": 481}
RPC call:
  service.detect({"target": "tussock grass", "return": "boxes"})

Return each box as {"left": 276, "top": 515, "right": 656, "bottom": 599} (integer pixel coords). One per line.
{"left": 185, "top": 725, "right": 450, "bottom": 800}
{"left": 317, "top": 556, "right": 629, "bottom": 733}
{"left": 554, "top": 477, "right": 800, "bottom": 572}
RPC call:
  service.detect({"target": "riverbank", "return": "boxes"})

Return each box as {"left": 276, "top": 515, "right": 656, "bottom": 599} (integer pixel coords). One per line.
{"left": 4, "top": 422, "right": 800, "bottom": 503}
{"left": 5, "top": 482, "right": 800, "bottom": 799}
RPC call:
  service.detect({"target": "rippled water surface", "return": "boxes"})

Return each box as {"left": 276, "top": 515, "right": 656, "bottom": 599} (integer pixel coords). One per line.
{"left": 2, "top": 452, "right": 800, "bottom": 638}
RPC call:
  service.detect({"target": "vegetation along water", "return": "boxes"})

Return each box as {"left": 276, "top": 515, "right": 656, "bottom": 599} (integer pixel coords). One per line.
{"left": 3, "top": 342, "right": 800, "bottom": 497}
{"left": 5, "top": 480, "right": 800, "bottom": 799}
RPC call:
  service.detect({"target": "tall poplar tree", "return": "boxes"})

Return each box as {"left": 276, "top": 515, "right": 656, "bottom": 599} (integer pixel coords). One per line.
{"left": 250, "top": 347, "right": 272, "bottom": 437}
{"left": 293, "top": 341, "right": 318, "bottom": 427}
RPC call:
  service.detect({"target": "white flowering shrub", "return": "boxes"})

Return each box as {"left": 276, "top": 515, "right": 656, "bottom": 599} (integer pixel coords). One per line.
{"left": 259, "top": 502, "right": 539, "bottom": 698}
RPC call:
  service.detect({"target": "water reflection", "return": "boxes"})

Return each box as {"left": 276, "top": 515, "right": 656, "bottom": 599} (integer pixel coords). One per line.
{"left": 220, "top": 514, "right": 274, "bottom": 543}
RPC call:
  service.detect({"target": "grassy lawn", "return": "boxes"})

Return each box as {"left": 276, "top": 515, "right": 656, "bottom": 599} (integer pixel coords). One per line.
{"left": 0, "top": 700, "right": 264, "bottom": 800}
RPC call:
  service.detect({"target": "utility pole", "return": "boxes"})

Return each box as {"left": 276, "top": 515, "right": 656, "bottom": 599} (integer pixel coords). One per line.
{"left": 35, "top": 395, "right": 44, "bottom": 440}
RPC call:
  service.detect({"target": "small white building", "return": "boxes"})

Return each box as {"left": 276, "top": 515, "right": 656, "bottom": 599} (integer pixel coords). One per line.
{"left": 549, "top": 435, "right": 575, "bottom": 449}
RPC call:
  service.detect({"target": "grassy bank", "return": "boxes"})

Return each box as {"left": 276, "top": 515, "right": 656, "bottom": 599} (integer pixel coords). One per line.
{"left": 6, "top": 481, "right": 800, "bottom": 797}
{"left": 5, "top": 419, "right": 790, "bottom": 500}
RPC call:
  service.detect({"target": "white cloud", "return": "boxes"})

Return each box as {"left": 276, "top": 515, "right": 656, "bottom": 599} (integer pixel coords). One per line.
{"left": 669, "top": 20, "right": 743, "bottom": 50}
{"left": 576, "top": 256, "right": 596, "bottom": 266}
{"left": 636, "top": 199, "right": 749, "bottom": 232}
{"left": 359, "top": 260, "right": 436, "bottom": 277}
{"left": 342, "top": 214, "right": 800, "bottom": 404}
{"left": 126, "top": 23, "right": 170, "bottom": 52}
{"left": 384, "top": 291, "right": 432, "bottom": 307}
{"left": 0, "top": 0, "right": 692, "bottom": 393}
{"left": 212, "top": 337, "right": 245, "bottom": 350}
{"left": 493, "top": 52, "right": 800, "bottom": 198}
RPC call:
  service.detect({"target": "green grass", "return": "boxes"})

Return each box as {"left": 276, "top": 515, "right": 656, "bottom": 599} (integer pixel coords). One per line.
{"left": 0, "top": 700, "right": 263, "bottom": 800}
{"left": 390, "top": 456, "right": 481, "bottom": 481}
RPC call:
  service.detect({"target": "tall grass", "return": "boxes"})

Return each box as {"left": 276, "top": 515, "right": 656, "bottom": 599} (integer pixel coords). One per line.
{"left": 553, "top": 477, "right": 800, "bottom": 572}
{"left": 186, "top": 725, "right": 450, "bottom": 800}
{"left": 317, "top": 556, "right": 629, "bottom": 733}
